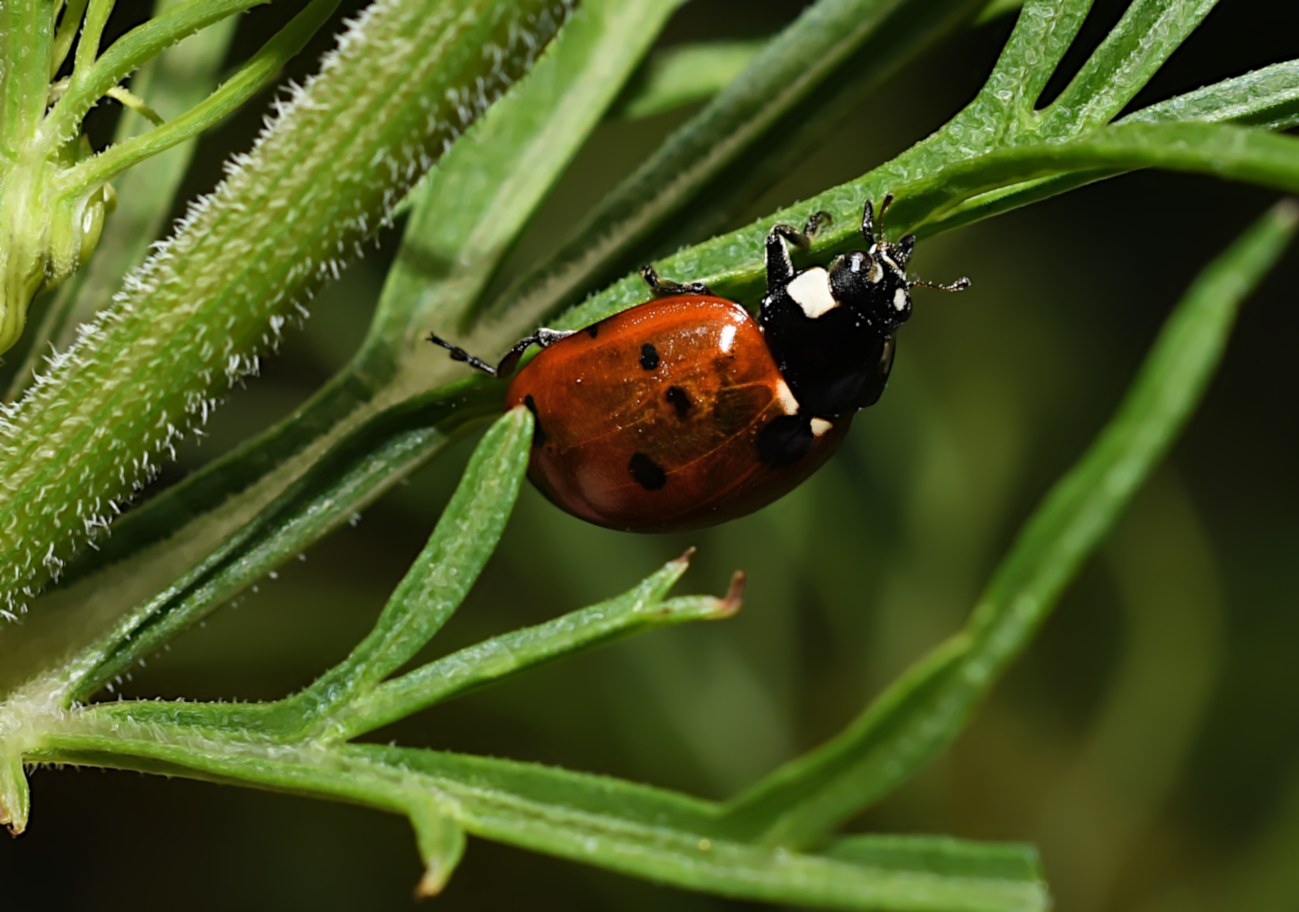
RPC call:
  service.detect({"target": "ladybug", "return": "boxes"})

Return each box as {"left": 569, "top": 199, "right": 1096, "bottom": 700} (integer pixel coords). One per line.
{"left": 429, "top": 196, "right": 968, "bottom": 532}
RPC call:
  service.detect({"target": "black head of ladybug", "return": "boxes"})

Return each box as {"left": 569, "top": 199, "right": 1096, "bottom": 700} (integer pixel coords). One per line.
{"left": 825, "top": 197, "right": 918, "bottom": 336}
{"left": 758, "top": 196, "right": 969, "bottom": 423}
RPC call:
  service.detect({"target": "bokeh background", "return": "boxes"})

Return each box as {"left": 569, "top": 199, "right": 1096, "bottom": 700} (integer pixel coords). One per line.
{"left": 3, "top": 0, "right": 1298, "bottom": 909}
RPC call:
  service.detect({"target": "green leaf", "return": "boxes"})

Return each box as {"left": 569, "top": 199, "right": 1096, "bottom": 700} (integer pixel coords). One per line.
{"left": 332, "top": 552, "right": 743, "bottom": 740}
{"left": 610, "top": 39, "right": 768, "bottom": 120}
{"left": 1038, "top": 0, "right": 1219, "bottom": 137}
{"left": 822, "top": 834, "right": 1042, "bottom": 884}
{"left": 889, "top": 122, "right": 1299, "bottom": 233}
{"left": 921, "top": 61, "right": 1299, "bottom": 235}
{"left": 265, "top": 406, "right": 534, "bottom": 738}
{"left": 67, "top": 0, "right": 342, "bottom": 193}
{"left": 26, "top": 730, "right": 1050, "bottom": 911}
{"left": 45, "top": 0, "right": 277, "bottom": 143}
{"left": 719, "top": 199, "right": 1299, "bottom": 847}
{"left": 1124, "top": 59, "right": 1299, "bottom": 131}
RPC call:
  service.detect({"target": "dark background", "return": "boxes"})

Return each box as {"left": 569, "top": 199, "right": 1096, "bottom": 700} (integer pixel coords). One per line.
{"left": 3, "top": 0, "right": 1299, "bottom": 909}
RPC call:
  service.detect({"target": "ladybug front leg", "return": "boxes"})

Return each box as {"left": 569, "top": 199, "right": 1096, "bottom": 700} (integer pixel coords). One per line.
{"left": 764, "top": 210, "right": 831, "bottom": 288}
{"left": 639, "top": 265, "right": 713, "bottom": 297}
{"left": 427, "top": 327, "right": 574, "bottom": 379}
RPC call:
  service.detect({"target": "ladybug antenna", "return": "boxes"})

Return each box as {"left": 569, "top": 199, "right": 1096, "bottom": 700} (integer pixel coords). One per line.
{"left": 877, "top": 193, "right": 895, "bottom": 224}
{"left": 908, "top": 276, "right": 971, "bottom": 294}
{"left": 863, "top": 194, "right": 895, "bottom": 249}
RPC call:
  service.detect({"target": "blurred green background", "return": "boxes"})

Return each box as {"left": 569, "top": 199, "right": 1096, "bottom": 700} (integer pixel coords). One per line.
{"left": 3, "top": 0, "right": 1299, "bottom": 909}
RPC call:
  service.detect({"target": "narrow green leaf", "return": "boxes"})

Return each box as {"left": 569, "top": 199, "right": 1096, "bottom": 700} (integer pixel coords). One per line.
{"left": 68, "top": 0, "right": 342, "bottom": 192}
{"left": 1123, "top": 59, "right": 1299, "bottom": 131}
{"left": 921, "top": 62, "right": 1299, "bottom": 236}
{"left": 409, "top": 800, "right": 467, "bottom": 897}
{"left": 29, "top": 724, "right": 1048, "bottom": 911}
{"left": 264, "top": 406, "right": 533, "bottom": 737}
{"left": 0, "top": 750, "right": 27, "bottom": 835}
{"left": 721, "top": 199, "right": 1299, "bottom": 846}
{"left": 1039, "top": 0, "right": 1219, "bottom": 137}
{"left": 45, "top": 0, "right": 274, "bottom": 144}
{"left": 822, "top": 834, "right": 1042, "bottom": 884}
{"left": 968, "top": 0, "right": 1091, "bottom": 130}
{"left": 610, "top": 40, "right": 767, "bottom": 120}
{"left": 889, "top": 122, "right": 1299, "bottom": 233}
{"left": 334, "top": 553, "right": 743, "bottom": 740}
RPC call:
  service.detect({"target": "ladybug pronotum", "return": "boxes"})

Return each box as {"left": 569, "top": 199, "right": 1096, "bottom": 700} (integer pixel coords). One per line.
{"left": 429, "top": 197, "right": 969, "bottom": 532}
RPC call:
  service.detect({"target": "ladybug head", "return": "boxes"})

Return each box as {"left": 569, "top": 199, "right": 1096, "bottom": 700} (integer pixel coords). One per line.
{"left": 826, "top": 238, "right": 916, "bottom": 335}
{"left": 828, "top": 197, "right": 968, "bottom": 333}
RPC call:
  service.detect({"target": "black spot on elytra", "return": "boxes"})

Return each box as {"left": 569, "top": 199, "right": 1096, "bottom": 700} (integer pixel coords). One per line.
{"left": 523, "top": 395, "right": 547, "bottom": 447}
{"left": 587, "top": 324, "right": 599, "bottom": 338}
{"left": 757, "top": 414, "right": 814, "bottom": 467}
{"left": 640, "top": 343, "right": 659, "bottom": 371}
{"left": 628, "top": 452, "right": 667, "bottom": 490}
{"left": 665, "top": 386, "right": 691, "bottom": 419}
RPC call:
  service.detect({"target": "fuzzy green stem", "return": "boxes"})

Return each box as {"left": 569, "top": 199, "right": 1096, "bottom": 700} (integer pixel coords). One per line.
{"left": 0, "top": 0, "right": 575, "bottom": 618}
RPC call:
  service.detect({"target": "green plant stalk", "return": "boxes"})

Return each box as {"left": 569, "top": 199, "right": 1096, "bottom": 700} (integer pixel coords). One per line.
{"left": 720, "top": 199, "right": 1299, "bottom": 846}
{"left": 0, "top": 0, "right": 576, "bottom": 619}
{"left": 0, "top": 0, "right": 681, "bottom": 698}
{"left": 26, "top": 733, "right": 1048, "bottom": 911}
{"left": 0, "top": 0, "right": 56, "bottom": 160}
{"left": 13, "top": 3, "right": 241, "bottom": 400}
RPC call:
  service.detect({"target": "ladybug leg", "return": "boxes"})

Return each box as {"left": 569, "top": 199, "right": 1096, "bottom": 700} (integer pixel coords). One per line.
{"left": 764, "top": 210, "right": 830, "bottom": 287}
{"left": 640, "top": 264, "right": 714, "bottom": 297}
{"left": 802, "top": 209, "right": 832, "bottom": 237}
{"left": 426, "top": 327, "right": 575, "bottom": 379}
{"left": 756, "top": 414, "right": 816, "bottom": 468}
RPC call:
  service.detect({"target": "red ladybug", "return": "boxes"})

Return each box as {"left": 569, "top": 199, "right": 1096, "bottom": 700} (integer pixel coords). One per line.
{"left": 429, "top": 197, "right": 968, "bottom": 532}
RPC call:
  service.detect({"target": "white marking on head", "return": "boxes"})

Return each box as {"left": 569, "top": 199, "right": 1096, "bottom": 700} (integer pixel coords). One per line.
{"left": 879, "top": 252, "right": 901, "bottom": 272}
{"left": 893, "top": 288, "right": 909, "bottom": 311}
{"left": 773, "top": 378, "right": 799, "bottom": 416}
{"left": 867, "top": 260, "right": 883, "bottom": 283}
{"left": 719, "top": 323, "right": 737, "bottom": 353}
{"left": 786, "top": 267, "right": 839, "bottom": 319}
{"left": 810, "top": 417, "right": 833, "bottom": 437}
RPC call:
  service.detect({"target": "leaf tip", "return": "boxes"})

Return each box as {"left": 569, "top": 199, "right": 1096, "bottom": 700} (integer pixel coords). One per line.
{"left": 712, "top": 570, "right": 745, "bottom": 618}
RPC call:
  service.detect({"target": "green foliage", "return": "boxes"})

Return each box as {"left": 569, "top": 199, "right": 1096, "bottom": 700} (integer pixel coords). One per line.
{"left": 1, "top": 0, "right": 1298, "bottom": 907}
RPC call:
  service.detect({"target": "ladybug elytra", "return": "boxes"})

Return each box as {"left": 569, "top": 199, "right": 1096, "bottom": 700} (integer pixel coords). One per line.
{"left": 429, "top": 196, "right": 968, "bottom": 532}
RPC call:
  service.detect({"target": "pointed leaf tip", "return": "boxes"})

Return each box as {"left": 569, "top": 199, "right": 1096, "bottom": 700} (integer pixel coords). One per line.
{"left": 712, "top": 570, "right": 745, "bottom": 618}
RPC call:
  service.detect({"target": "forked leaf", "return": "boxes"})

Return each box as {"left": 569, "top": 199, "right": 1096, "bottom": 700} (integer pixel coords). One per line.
{"left": 267, "top": 406, "right": 533, "bottom": 737}
{"left": 334, "top": 552, "right": 743, "bottom": 739}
